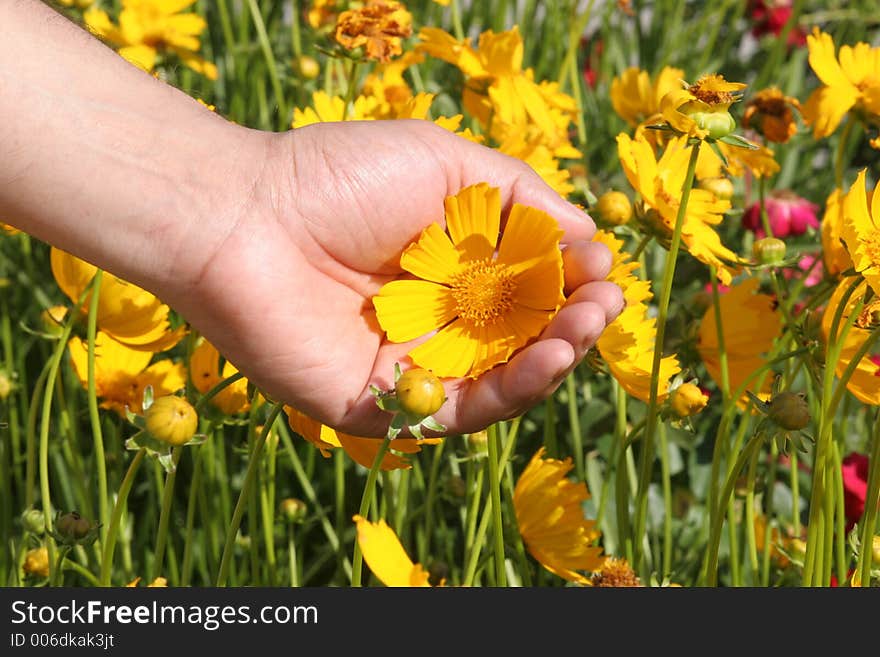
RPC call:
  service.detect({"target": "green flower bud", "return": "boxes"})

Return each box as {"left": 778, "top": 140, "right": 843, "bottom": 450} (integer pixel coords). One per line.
{"left": 21, "top": 508, "right": 45, "bottom": 535}
{"left": 753, "top": 237, "right": 787, "bottom": 265}
{"left": 684, "top": 108, "right": 736, "bottom": 140}
{"left": 279, "top": 498, "right": 308, "bottom": 524}
{"left": 768, "top": 392, "right": 810, "bottom": 431}
{"left": 697, "top": 176, "right": 735, "bottom": 200}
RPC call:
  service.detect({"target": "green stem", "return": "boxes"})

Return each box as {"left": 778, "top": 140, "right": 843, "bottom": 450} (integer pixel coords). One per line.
{"left": 100, "top": 449, "right": 145, "bottom": 586}
{"left": 633, "top": 140, "right": 702, "bottom": 572}
{"left": 566, "top": 374, "right": 585, "bottom": 482}
{"left": 288, "top": 524, "right": 299, "bottom": 587}
{"left": 486, "top": 423, "right": 507, "bottom": 586}
{"left": 216, "top": 402, "right": 284, "bottom": 586}
{"left": 245, "top": 0, "right": 288, "bottom": 130}
{"left": 351, "top": 437, "right": 391, "bottom": 587}
{"left": 342, "top": 60, "right": 361, "bottom": 121}
{"left": 450, "top": 0, "right": 465, "bottom": 41}
{"left": 703, "top": 435, "right": 763, "bottom": 586}
{"left": 421, "top": 440, "right": 445, "bottom": 562}
{"left": 834, "top": 117, "right": 854, "bottom": 188}
{"left": 85, "top": 270, "right": 109, "bottom": 545}
{"left": 744, "top": 445, "right": 761, "bottom": 582}
{"left": 194, "top": 372, "right": 244, "bottom": 414}
{"left": 181, "top": 442, "right": 206, "bottom": 586}
{"left": 152, "top": 447, "right": 184, "bottom": 580}
{"left": 658, "top": 422, "right": 673, "bottom": 579}
{"left": 857, "top": 413, "right": 880, "bottom": 587}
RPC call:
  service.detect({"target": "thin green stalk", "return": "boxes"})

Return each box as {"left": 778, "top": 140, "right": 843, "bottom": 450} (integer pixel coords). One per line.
{"left": 290, "top": 0, "right": 303, "bottom": 58}
{"left": 450, "top": 0, "right": 465, "bottom": 41}
{"left": 790, "top": 451, "right": 802, "bottom": 535}
{"left": 744, "top": 445, "right": 761, "bottom": 582}
{"left": 633, "top": 140, "right": 702, "bottom": 571}
{"left": 857, "top": 413, "right": 880, "bottom": 587}
{"left": 351, "top": 437, "right": 391, "bottom": 587}
{"left": 658, "top": 422, "right": 673, "bottom": 579}
{"left": 152, "top": 447, "right": 184, "bottom": 580}
{"left": 761, "top": 441, "right": 779, "bottom": 586}
{"left": 276, "top": 421, "right": 351, "bottom": 577}
{"left": 62, "top": 557, "right": 99, "bottom": 586}
{"left": 216, "top": 402, "right": 284, "bottom": 586}
{"left": 194, "top": 372, "right": 244, "bottom": 414}
{"left": 831, "top": 443, "right": 847, "bottom": 586}
{"left": 25, "top": 361, "right": 51, "bottom": 509}
{"left": 703, "top": 435, "right": 763, "bottom": 586}
{"left": 834, "top": 118, "right": 854, "bottom": 188}
{"left": 181, "top": 443, "right": 206, "bottom": 586}
{"left": 84, "top": 270, "right": 108, "bottom": 544}
{"left": 341, "top": 60, "right": 361, "bottom": 121}
{"left": 245, "top": 0, "right": 288, "bottom": 129}
{"left": 100, "top": 449, "right": 146, "bottom": 586}
{"left": 288, "top": 524, "right": 299, "bottom": 587}
{"left": 758, "top": 176, "right": 774, "bottom": 238}
{"left": 707, "top": 267, "right": 733, "bottom": 517}
{"left": 39, "top": 298, "right": 81, "bottom": 581}
{"left": 566, "top": 374, "right": 584, "bottom": 481}
{"left": 421, "top": 440, "right": 446, "bottom": 562}
{"left": 486, "top": 423, "right": 507, "bottom": 586}
{"left": 543, "top": 393, "right": 557, "bottom": 458}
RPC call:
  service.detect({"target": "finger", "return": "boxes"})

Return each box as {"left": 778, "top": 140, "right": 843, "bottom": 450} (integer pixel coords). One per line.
{"left": 437, "top": 338, "right": 577, "bottom": 435}
{"left": 538, "top": 300, "right": 609, "bottom": 364}
{"left": 432, "top": 125, "right": 596, "bottom": 243}
{"left": 562, "top": 241, "right": 613, "bottom": 292}
{"left": 565, "top": 281, "right": 625, "bottom": 325}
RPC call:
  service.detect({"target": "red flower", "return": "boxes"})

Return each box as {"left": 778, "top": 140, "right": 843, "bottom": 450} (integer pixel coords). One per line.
{"left": 748, "top": 0, "right": 806, "bottom": 46}
{"left": 841, "top": 453, "right": 869, "bottom": 532}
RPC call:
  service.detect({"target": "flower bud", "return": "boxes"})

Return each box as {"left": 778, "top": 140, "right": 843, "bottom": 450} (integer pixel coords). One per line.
{"left": 683, "top": 108, "right": 736, "bottom": 139}
{"left": 768, "top": 391, "right": 810, "bottom": 430}
{"left": 872, "top": 535, "right": 880, "bottom": 566}
{"left": 670, "top": 383, "right": 709, "bottom": 418}
{"left": 466, "top": 430, "right": 488, "bottom": 455}
{"left": 23, "top": 547, "right": 49, "bottom": 578}
{"left": 753, "top": 237, "right": 787, "bottom": 264}
{"left": 56, "top": 511, "right": 92, "bottom": 541}
{"left": 279, "top": 498, "right": 308, "bottom": 524}
{"left": 394, "top": 369, "right": 445, "bottom": 419}
{"left": 697, "top": 177, "right": 734, "bottom": 200}
{"left": 40, "top": 306, "right": 68, "bottom": 338}
{"left": 21, "top": 508, "right": 45, "bottom": 535}
{"left": 0, "top": 369, "right": 13, "bottom": 401}
{"left": 145, "top": 395, "right": 198, "bottom": 447}
{"left": 594, "top": 191, "right": 633, "bottom": 226}
{"left": 294, "top": 55, "right": 320, "bottom": 80}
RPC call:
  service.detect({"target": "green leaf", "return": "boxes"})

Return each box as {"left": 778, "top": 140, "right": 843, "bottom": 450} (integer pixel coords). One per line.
{"left": 719, "top": 133, "right": 759, "bottom": 150}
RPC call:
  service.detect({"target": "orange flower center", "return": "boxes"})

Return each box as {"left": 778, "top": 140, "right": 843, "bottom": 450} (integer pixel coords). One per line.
{"left": 449, "top": 259, "right": 516, "bottom": 326}
{"left": 856, "top": 299, "right": 880, "bottom": 329}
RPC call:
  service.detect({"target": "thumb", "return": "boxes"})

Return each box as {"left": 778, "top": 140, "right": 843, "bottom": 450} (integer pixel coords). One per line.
{"left": 429, "top": 122, "right": 597, "bottom": 243}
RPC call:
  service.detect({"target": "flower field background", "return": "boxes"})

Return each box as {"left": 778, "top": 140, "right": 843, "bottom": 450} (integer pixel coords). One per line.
{"left": 2, "top": 0, "right": 880, "bottom": 588}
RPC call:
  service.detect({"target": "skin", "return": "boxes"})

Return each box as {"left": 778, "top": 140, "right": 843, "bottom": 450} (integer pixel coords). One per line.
{"left": 0, "top": 0, "right": 623, "bottom": 437}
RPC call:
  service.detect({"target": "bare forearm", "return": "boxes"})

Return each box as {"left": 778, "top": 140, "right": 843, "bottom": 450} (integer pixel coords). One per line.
{"left": 0, "top": 0, "right": 265, "bottom": 298}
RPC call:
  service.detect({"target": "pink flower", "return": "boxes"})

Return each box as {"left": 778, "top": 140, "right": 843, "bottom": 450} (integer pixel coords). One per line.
{"left": 841, "top": 453, "right": 869, "bottom": 532}
{"left": 742, "top": 191, "right": 819, "bottom": 238}
{"left": 748, "top": 0, "right": 807, "bottom": 46}
{"left": 783, "top": 253, "right": 824, "bottom": 290}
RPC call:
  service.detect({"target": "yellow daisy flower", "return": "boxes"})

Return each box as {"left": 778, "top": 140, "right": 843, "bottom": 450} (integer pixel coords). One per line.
{"left": 334, "top": 0, "right": 412, "bottom": 63}
{"left": 696, "top": 278, "right": 782, "bottom": 405}
{"left": 592, "top": 230, "right": 679, "bottom": 402}
{"left": 373, "top": 183, "right": 565, "bottom": 378}
{"left": 353, "top": 515, "right": 432, "bottom": 587}
{"left": 84, "top": 0, "right": 217, "bottom": 79}
{"left": 611, "top": 65, "right": 684, "bottom": 128}
{"left": 513, "top": 447, "right": 604, "bottom": 585}
{"left": 660, "top": 74, "right": 746, "bottom": 139}
{"left": 821, "top": 188, "right": 853, "bottom": 277}
{"left": 840, "top": 169, "right": 880, "bottom": 296}
{"left": 418, "top": 26, "right": 579, "bottom": 158}
{"left": 802, "top": 28, "right": 880, "bottom": 140}
{"left": 361, "top": 50, "right": 425, "bottom": 118}
{"left": 189, "top": 338, "right": 251, "bottom": 415}
{"left": 50, "top": 247, "right": 186, "bottom": 352}
{"left": 496, "top": 132, "right": 574, "bottom": 197}
{"left": 821, "top": 279, "right": 880, "bottom": 406}
{"left": 23, "top": 548, "right": 50, "bottom": 578}
{"left": 284, "top": 406, "right": 437, "bottom": 471}
{"left": 68, "top": 331, "right": 186, "bottom": 417}
{"left": 616, "top": 133, "right": 741, "bottom": 284}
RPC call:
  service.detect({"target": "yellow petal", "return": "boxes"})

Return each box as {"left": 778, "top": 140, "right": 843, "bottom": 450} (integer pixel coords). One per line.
{"left": 408, "top": 319, "right": 478, "bottom": 378}
{"left": 353, "top": 516, "right": 431, "bottom": 586}
{"left": 399, "top": 223, "right": 464, "bottom": 284}
{"left": 444, "top": 183, "right": 500, "bottom": 261}
{"left": 373, "top": 280, "right": 457, "bottom": 343}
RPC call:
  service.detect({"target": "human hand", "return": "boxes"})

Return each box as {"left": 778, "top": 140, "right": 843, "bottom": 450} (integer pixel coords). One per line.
{"left": 166, "top": 119, "right": 623, "bottom": 437}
